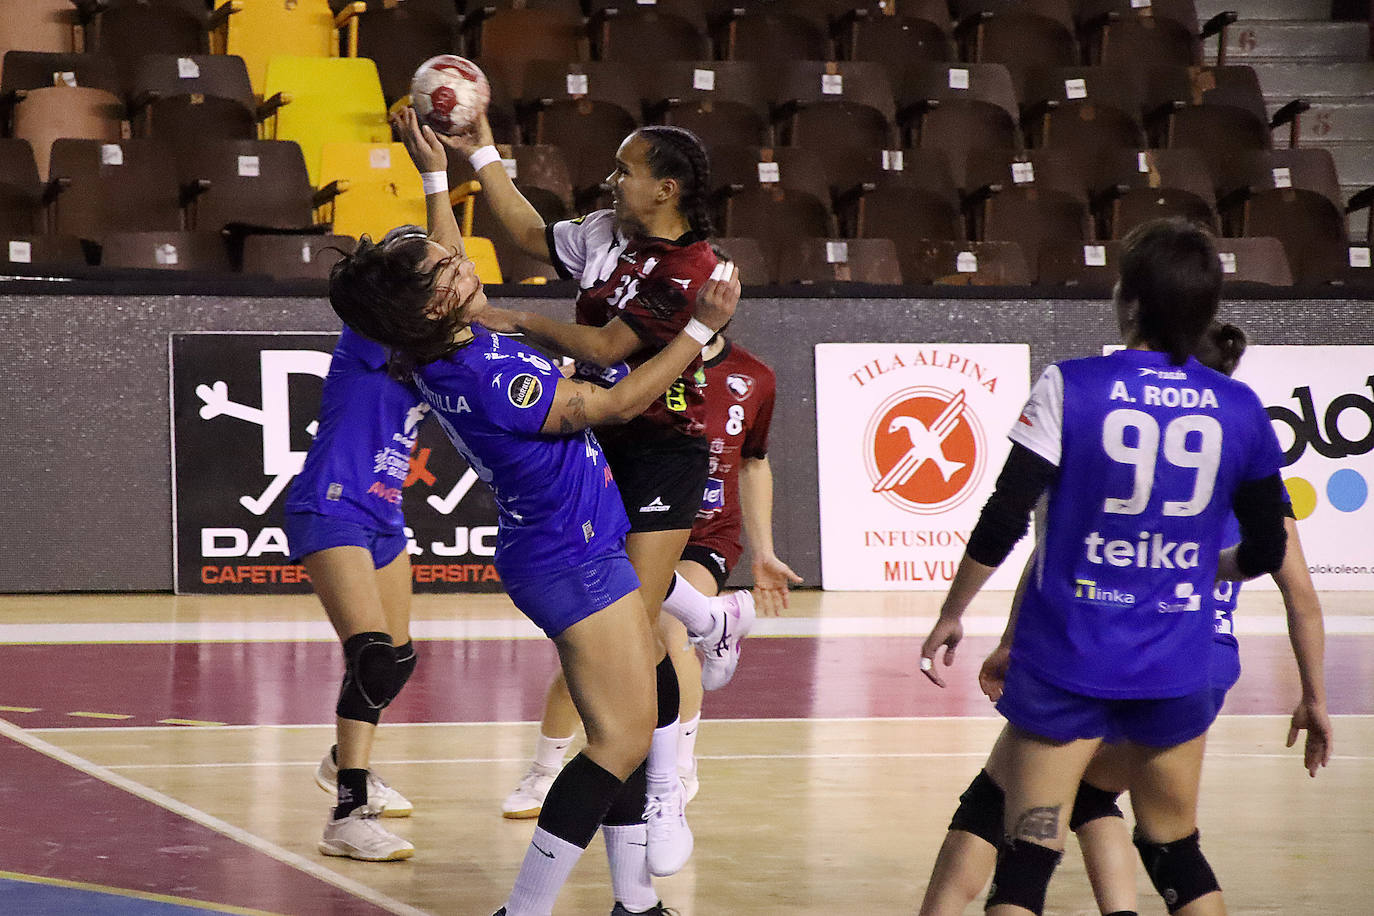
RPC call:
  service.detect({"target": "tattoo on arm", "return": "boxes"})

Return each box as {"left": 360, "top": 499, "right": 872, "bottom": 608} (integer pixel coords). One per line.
{"left": 1012, "top": 806, "right": 1061, "bottom": 842}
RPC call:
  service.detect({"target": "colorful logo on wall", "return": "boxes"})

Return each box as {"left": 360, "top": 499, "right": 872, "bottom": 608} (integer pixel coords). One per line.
{"left": 865, "top": 387, "right": 986, "bottom": 514}
{"left": 1269, "top": 377, "right": 1374, "bottom": 519}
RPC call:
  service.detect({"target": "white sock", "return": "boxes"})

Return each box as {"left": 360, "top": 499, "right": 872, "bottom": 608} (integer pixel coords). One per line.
{"left": 646, "top": 720, "right": 680, "bottom": 798}
{"left": 534, "top": 732, "right": 574, "bottom": 770}
{"left": 677, "top": 715, "right": 700, "bottom": 776}
{"left": 661, "top": 572, "right": 715, "bottom": 637}
{"left": 603, "top": 823, "right": 657, "bottom": 912}
{"left": 504, "top": 826, "right": 585, "bottom": 916}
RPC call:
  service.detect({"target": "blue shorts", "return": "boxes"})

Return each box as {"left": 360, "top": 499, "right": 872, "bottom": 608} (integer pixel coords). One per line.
{"left": 283, "top": 511, "right": 408, "bottom": 569}
{"left": 997, "top": 662, "right": 1218, "bottom": 748}
{"left": 1210, "top": 643, "right": 1240, "bottom": 714}
{"left": 500, "top": 548, "right": 641, "bottom": 638}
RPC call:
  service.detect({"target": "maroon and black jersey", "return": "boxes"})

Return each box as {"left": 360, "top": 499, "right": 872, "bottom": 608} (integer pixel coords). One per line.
{"left": 547, "top": 209, "right": 719, "bottom": 444}
{"left": 688, "top": 340, "right": 777, "bottom": 570}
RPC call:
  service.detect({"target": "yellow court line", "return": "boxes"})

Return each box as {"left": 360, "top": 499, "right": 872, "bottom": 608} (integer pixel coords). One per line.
{"left": 67, "top": 711, "right": 134, "bottom": 720}
{"left": 158, "top": 718, "right": 227, "bottom": 728}
{"left": 0, "top": 705, "right": 38, "bottom": 713}
{"left": 0, "top": 869, "right": 287, "bottom": 916}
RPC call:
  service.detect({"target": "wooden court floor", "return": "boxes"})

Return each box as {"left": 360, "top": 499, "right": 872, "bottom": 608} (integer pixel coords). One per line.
{"left": 0, "top": 588, "right": 1371, "bottom": 915}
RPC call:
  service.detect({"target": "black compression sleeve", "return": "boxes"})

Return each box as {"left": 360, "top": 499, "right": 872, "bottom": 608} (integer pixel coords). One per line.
{"left": 966, "top": 443, "right": 1058, "bottom": 567}
{"left": 1233, "top": 472, "right": 1289, "bottom": 578}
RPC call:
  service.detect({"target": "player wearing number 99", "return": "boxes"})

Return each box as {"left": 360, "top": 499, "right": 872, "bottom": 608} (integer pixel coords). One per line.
{"left": 920, "top": 219, "right": 1290, "bottom": 916}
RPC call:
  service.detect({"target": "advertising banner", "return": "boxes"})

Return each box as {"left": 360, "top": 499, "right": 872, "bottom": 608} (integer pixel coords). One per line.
{"left": 816, "top": 343, "right": 1032, "bottom": 590}
{"left": 170, "top": 332, "right": 502, "bottom": 594}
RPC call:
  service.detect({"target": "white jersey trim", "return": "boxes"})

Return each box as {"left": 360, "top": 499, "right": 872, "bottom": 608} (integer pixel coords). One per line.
{"left": 549, "top": 210, "right": 626, "bottom": 290}
{"left": 1008, "top": 364, "right": 1064, "bottom": 467}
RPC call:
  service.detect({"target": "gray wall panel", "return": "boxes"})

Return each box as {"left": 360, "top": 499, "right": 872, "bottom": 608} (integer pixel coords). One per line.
{"left": 1, "top": 294, "right": 1369, "bottom": 592}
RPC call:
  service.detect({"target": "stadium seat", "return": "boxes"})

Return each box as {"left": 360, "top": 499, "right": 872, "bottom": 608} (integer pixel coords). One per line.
{"left": 589, "top": 0, "right": 712, "bottom": 63}
{"left": 835, "top": 0, "right": 955, "bottom": 67}
{"left": 316, "top": 141, "right": 426, "bottom": 241}
{"left": 651, "top": 60, "right": 773, "bottom": 150}
{"left": 1, "top": 50, "right": 122, "bottom": 98}
{"left": 714, "top": 4, "right": 831, "bottom": 63}
{"left": 79, "top": 0, "right": 211, "bottom": 61}
{"left": 714, "top": 147, "right": 837, "bottom": 271}
{"left": 777, "top": 237, "right": 903, "bottom": 284}
{"left": 0, "top": 0, "right": 80, "bottom": 62}
{"left": 98, "top": 229, "right": 231, "bottom": 271}
{"left": 240, "top": 232, "right": 356, "bottom": 280}
{"left": 712, "top": 235, "right": 773, "bottom": 285}
{"left": 1211, "top": 236, "right": 1293, "bottom": 287}
{"left": 711, "top": 145, "right": 833, "bottom": 216}
{"left": 0, "top": 139, "right": 46, "bottom": 234}
{"left": 963, "top": 148, "right": 1091, "bottom": 264}
{"left": 178, "top": 139, "right": 318, "bottom": 234}
{"left": 11, "top": 88, "right": 124, "bottom": 183}
{"left": 335, "top": 0, "right": 459, "bottom": 106}
{"left": 952, "top": 0, "right": 1078, "bottom": 96}
{"left": 897, "top": 238, "right": 1031, "bottom": 285}
{"left": 1095, "top": 147, "right": 1218, "bottom": 238}
{"left": 841, "top": 148, "right": 964, "bottom": 245}
{"left": 461, "top": 6, "right": 588, "bottom": 99}
{"left": 1036, "top": 238, "right": 1122, "bottom": 290}
{"left": 461, "top": 234, "right": 504, "bottom": 284}
{"left": 128, "top": 54, "right": 262, "bottom": 149}
{"left": 0, "top": 233, "right": 87, "bottom": 269}
{"left": 773, "top": 61, "right": 898, "bottom": 154}
{"left": 1079, "top": 0, "right": 1233, "bottom": 69}
{"left": 891, "top": 61, "right": 1021, "bottom": 190}
{"left": 212, "top": 0, "right": 343, "bottom": 97}
{"left": 261, "top": 55, "right": 390, "bottom": 185}
{"left": 46, "top": 138, "right": 184, "bottom": 241}
{"left": 1021, "top": 66, "right": 1147, "bottom": 162}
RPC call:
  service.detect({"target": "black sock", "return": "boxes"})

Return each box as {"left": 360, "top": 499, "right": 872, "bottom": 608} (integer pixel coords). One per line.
{"left": 535, "top": 751, "right": 625, "bottom": 849}
{"left": 655, "top": 654, "right": 679, "bottom": 729}
{"left": 334, "top": 767, "right": 368, "bottom": 819}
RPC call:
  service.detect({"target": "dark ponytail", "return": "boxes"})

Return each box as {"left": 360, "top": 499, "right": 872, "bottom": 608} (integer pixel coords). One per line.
{"left": 636, "top": 125, "right": 715, "bottom": 238}
{"left": 1118, "top": 218, "right": 1222, "bottom": 365}
{"left": 1194, "top": 320, "right": 1247, "bottom": 377}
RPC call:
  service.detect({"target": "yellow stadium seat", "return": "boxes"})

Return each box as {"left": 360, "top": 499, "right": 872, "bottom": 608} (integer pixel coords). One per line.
{"left": 316, "top": 141, "right": 426, "bottom": 241}
{"left": 463, "top": 236, "right": 504, "bottom": 285}
{"left": 211, "top": 0, "right": 359, "bottom": 97}
{"left": 262, "top": 56, "right": 389, "bottom": 185}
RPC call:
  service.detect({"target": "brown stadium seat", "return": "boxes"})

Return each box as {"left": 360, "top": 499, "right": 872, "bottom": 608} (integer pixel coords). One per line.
{"left": 836, "top": 0, "right": 955, "bottom": 68}
{"left": 773, "top": 61, "right": 898, "bottom": 154}
{"left": 461, "top": 6, "right": 588, "bottom": 100}
{"left": 891, "top": 61, "right": 1021, "bottom": 190}
{"left": 651, "top": 60, "right": 774, "bottom": 150}
{"left": 840, "top": 147, "right": 964, "bottom": 245}
{"left": 1021, "top": 66, "right": 1147, "bottom": 163}
{"left": 711, "top": 145, "right": 833, "bottom": 214}
{"left": 588, "top": 0, "right": 712, "bottom": 63}
{"left": 1, "top": 50, "right": 123, "bottom": 98}
{"left": 1211, "top": 236, "right": 1293, "bottom": 287}
{"left": 46, "top": 138, "right": 184, "bottom": 241}
{"left": 520, "top": 60, "right": 644, "bottom": 210}
{"left": 98, "top": 230, "right": 231, "bottom": 271}
{"left": 897, "top": 238, "right": 1031, "bottom": 285}
{"left": 128, "top": 54, "right": 262, "bottom": 149}
{"left": 3, "top": 53, "right": 128, "bottom": 181}
{"left": 713, "top": 146, "right": 837, "bottom": 271}
{"left": 777, "top": 237, "right": 903, "bottom": 285}
{"left": 1095, "top": 147, "right": 1218, "bottom": 238}
{"left": 177, "top": 139, "right": 318, "bottom": 234}
{"left": 951, "top": 0, "right": 1078, "bottom": 96}
{"left": 335, "top": 0, "right": 459, "bottom": 106}
{"left": 77, "top": 0, "right": 211, "bottom": 61}
{"left": 713, "top": 3, "right": 832, "bottom": 63}
{"left": 1036, "top": 238, "right": 1122, "bottom": 290}
{"left": 712, "top": 236, "right": 773, "bottom": 285}
{"left": 1078, "top": 0, "right": 1234, "bottom": 69}
{"left": 963, "top": 148, "right": 1092, "bottom": 266}
{"left": 0, "top": 233, "right": 88, "bottom": 269}
{"left": 0, "top": 0, "right": 80, "bottom": 62}
{"left": 240, "top": 233, "right": 357, "bottom": 280}
{"left": 0, "top": 140, "right": 45, "bottom": 235}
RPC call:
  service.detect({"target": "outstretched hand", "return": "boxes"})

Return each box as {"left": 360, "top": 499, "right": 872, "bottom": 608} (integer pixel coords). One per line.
{"left": 1287, "top": 698, "right": 1333, "bottom": 777}
{"left": 751, "top": 553, "right": 803, "bottom": 616}
{"left": 391, "top": 106, "right": 449, "bottom": 175}
{"left": 695, "top": 260, "right": 740, "bottom": 330}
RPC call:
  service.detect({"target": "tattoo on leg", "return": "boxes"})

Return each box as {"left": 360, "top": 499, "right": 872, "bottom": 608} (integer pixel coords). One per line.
{"left": 1013, "top": 806, "right": 1061, "bottom": 842}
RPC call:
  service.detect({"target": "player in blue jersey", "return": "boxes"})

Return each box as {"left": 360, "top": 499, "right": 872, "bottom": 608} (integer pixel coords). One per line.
{"left": 283, "top": 302, "right": 432, "bottom": 862}
{"left": 920, "top": 219, "right": 1292, "bottom": 916}
{"left": 327, "top": 105, "right": 742, "bottom": 916}
{"left": 917, "top": 320, "right": 1333, "bottom": 916}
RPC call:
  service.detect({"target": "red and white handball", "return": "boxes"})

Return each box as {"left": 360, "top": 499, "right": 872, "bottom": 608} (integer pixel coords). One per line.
{"left": 410, "top": 55, "right": 490, "bottom": 136}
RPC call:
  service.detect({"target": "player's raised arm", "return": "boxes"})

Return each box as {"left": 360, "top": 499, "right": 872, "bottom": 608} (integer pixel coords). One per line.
{"left": 540, "top": 263, "right": 739, "bottom": 435}
{"left": 393, "top": 106, "right": 465, "bottom": 257}
{"left": 444, "top": 112, "right": 552, "bottom": 263}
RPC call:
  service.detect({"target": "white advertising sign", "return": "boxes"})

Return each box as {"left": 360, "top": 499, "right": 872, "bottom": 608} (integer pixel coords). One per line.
{"left": 816, "top": 343, "right": 1032, "bottom": 590}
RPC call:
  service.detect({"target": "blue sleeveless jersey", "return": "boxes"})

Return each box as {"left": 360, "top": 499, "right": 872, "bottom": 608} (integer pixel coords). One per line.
{"left": 1009, "top": 349, "right": 1284, "bottom": 698}
{"left": 284, "top": 327, "right": 428, "bottom": 533}
{"left": 412, "top": 327, "right": 630, "bottom": 575}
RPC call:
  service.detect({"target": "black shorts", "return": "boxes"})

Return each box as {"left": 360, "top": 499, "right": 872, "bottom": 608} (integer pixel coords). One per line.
{"left": 602, "top": 434, "right": 709, "bottom": 533}
{"left": 680, "top": 544, "right": 730, "bottom": 593}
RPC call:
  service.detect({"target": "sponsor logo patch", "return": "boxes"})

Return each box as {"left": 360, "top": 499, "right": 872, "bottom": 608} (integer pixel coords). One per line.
{"left": 507, "top": 373, "right": 542, "bottom": 408}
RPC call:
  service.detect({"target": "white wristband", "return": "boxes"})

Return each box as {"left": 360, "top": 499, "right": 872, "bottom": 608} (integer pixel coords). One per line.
{"left": 468, "top": 145, "right": 500, "bottom": 172}
{"left": 683, "top": 318, "right": 715, "bottom": 345}
{"left": 420, "top": 171, "right": 448, "bottom": 196}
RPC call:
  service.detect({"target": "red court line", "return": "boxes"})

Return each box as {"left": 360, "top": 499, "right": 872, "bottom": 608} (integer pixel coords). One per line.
{"left": 0, "top": 635, "right": 1370, "bottom": 729}
{"left": 0, "top": 731, "right": 395, "bottom": 916}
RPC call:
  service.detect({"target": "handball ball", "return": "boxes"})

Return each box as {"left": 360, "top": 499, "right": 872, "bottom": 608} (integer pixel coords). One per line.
{"left": 410, "top": 55, "right": 490, "bottom": 136}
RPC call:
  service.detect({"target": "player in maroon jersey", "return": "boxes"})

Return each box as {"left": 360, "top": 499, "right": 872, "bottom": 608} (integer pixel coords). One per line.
{"left": 451, "top": 114, "right": 750, "bottom": 892}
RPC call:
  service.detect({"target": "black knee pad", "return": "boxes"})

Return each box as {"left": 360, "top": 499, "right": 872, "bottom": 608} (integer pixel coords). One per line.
{"left": 985, "top": 839, "right": 1062, "bottom": 915}
{"left": 1069, "top": 780, "right": 1124, "bottom": 832}
{"left": 602, "top": 761, "right": 648, "bottom": 826}
{"left": 394, "top": 641, "right": 418, "bottom": 696}
{"left": 948, "top": 769, "right": 1005, "bottom": 847}
{"left": 654, "top": 654, "right": 678, "bottom": 729}
{"left": 336, "top": 631, "right": 397, "bottom": 723}
{"left": 1135, "top": 829, "right": 1220, "bottom": 914}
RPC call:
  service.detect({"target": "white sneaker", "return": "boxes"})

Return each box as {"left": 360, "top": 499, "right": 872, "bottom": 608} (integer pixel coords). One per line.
{"left": 315, "top": 748, "right": 414, "bottom": 818}
{"left": 501, "top": 762, "right": 560, "bottom": 819}
{"left": 319, "top": 805, "right": 415, "bottom": 861}
{"left": 644, "top": 781, "right": 693, "bottom": 877}
{"left": 693, "top": 590, "right": 756, "bottom": 690}
{"left": 680, "top": 764, "right": 700, "bottom": 806}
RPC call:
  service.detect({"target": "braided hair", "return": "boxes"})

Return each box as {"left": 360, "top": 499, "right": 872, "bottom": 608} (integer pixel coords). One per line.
{"left": 635, "top": 125, "right": 715, "bottom": 238}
